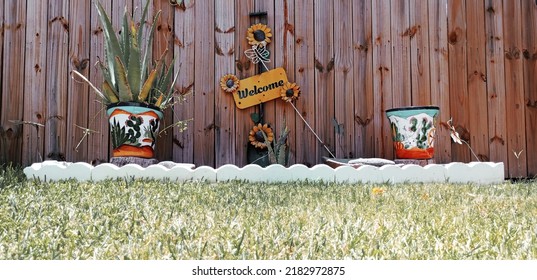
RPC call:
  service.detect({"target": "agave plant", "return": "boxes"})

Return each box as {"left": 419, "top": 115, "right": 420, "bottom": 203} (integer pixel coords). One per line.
{"left": 72, "top": 1, "right": 179, "bottom": 110}
{"left": 261, "top": 123, "right": 290, "bottom": 165}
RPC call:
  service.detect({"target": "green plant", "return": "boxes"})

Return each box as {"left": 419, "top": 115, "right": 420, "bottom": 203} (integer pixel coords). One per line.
{"left": 72, "top": 1, "right": 180, "bottom": 110}
{"left": 110, "top": 118, "right": 135, "bottom": 149}
{"left": 261, "top": 122, "right": 289, "bottom": 165}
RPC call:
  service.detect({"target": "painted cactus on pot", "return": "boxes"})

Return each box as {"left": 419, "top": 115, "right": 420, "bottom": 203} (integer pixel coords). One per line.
{"left": 386, "top": 106, "right": 439, "bottom": 160}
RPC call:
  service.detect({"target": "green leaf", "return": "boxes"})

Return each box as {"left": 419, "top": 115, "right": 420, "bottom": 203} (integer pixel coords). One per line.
{"left": 138, "top": 68, "right": 158, "bottom": 103}
{"left": 95, "top": 1, "right": 122, "bottom": 88}
{"left": 159, "top": 61, "right": 181, "bottom": 108}
{"left": 102, "top": 80, "right": 119, "bottom": 103}
{"left": 114, "top": 56, "right": 133, "bottom": 101}
{"left": 141, "top": 10, "right": 161, "bottom": 84}
{"left": 128, "top": 36, "right": 142, "bottom": 98}
{"left": 121, "top": 7, "right": 131, "bottom": 67}
{"left": 250, "top": 113, "right": 261, "bottom": 124}
{"left": 137, "top": 0, "right": 150, "bottom": 48}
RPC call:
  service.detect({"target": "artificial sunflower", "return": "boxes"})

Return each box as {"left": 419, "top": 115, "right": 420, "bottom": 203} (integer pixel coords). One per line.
{"left": 248, "top": 123, "right": 274, "bottom": 149}
{"left": 280, "top": 82, "right": 300, "bottom": 102}
{"left": 372, "top": 187, "right": 385, "bottom": 196}
{"left": 247, "top": 23, "right": 272, "bottom": 46}
{"left": 220, "top": 74, "right": 240, "bottom": 93}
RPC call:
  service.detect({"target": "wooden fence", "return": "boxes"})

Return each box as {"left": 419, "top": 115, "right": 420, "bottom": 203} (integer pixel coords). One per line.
{"left": 1, "top": 0, "right": 536, "bottom": 178}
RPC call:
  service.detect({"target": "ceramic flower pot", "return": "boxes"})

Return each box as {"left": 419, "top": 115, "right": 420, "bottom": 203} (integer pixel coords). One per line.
{"left": 386, "top": 106, "right": 439, "bottom": 159}
{"left": 106, "top": 102, "right": 163, "bottom": 159}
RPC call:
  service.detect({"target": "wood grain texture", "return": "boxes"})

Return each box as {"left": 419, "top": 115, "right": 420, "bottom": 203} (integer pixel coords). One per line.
{"left": 66, "top": 0, "right": 90, "bottom": 163}
{"left": 295, "top": 0, "right": 316, "bottom": 166}
{"left": 353, "top": 0, "right": 374, "bottom": 158}
{"left": 448, "top": 0, "right": 470, "bottom": 162}
{"left": 485, "top": 0, "right": 508, "bottom": 171}
{"left": 314, "top": 0, "right": 335, "bottom": 159}
{"left": 503, "top": 0, "right": 527, "bottom": 177}
{"left": 254, "top": 0, "right": 276, "bottom": 141}
{"left": 334, "top": 0, "right": 354, "bottom": 159}
{"left": 173, "top": 0, "right": 195, "bottom": 164}
{"left": 193, "top": 0, "right": 215, "bottom": 166}
{"left": 233, "top": 0, "right": 255, "bottom": 167}
{"left": 214, "top": 0, "right": 236, "bottom": 167}
{"left": 87, "top": 0, "right": 111, "bottom": 165}
{"left": 274, "top": 0, "right": 296, "bottom": 165}
{"left": 45, "top": 0, "right": 68, "bottom": 162}
{"left": 2, "top": 0, "right": 27, "bottom": 164}
{"left": 428, "top": 0, "right": 451, "bottom": 164}
{"left": 372, "top": 0, "right": 393, "bottom": 159}
{"left": 152, "top": 0, "right": 174, "bottom": 161}
{"left": 410, "top": 0, "right": 431, "bottom": 106}
{"left": 22, "top": 0, "right": 47, "bottom": 165}
{"left": 522, "top": 0, "right": 537, "bottom": 177}
{"left": 391, "top": 0, "right": 411, "bottom": 108}
{"left": 0, "top": 0, "right": 4, "bottom": 163}
{"left": 466, "top": 0, "right": 489, "bottom": 162}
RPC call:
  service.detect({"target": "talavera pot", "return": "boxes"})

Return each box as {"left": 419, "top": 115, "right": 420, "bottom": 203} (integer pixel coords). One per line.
{"left": 386, "top": 106, "right": 439, "bottom": 160}
{"left": 106, "top": 102, "right": 163, "bottom": 159}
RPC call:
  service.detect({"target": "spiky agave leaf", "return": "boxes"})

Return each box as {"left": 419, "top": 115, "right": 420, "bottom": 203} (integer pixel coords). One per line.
{"left": 102, "top": 80, "right": 119, "bottom": 103}
{"left": 277, "top": 143, "right": 287, "bottom": 165}
{"left": 95, "top": 1, "right": 122, "bottom": 88}
{"left": 138, "top": 50, "right": 167, "bottom": 102}
{"left": 127, "top": 24, "right": 142, "bottom": 97}
{"left": 121, "top": 6, "right": 131, "bottom": 68}
{"left": 137, "top": 0, "right": 150, "bottom": 50}
{"left": 157, "top": 60, "right": 182, "bottom": 108}
{"left": 114, "top": 56, "right": 133, "bottom": 101}
{"left": 141, "top": 10, "right": 161, "bottom": 84}
{"left": 71, "top": 70, "right": 110, "bottom": 103}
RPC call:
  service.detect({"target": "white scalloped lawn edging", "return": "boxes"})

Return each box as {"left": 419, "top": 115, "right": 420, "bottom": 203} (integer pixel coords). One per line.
{"left": 23, "top": 161, "right": 505, "bottom": 184}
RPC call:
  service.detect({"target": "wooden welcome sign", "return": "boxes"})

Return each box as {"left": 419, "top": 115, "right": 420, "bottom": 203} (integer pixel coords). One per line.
{"left": 233, "top": 67, "right": 288, "bottom": 109}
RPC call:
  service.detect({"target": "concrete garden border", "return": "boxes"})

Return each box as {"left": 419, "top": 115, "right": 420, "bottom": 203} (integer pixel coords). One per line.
{"left": 23, "top": 161, "right": 505, "bottom": 184}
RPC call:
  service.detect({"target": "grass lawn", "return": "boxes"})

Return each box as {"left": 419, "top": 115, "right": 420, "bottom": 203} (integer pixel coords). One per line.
{"left": 1, "top": 166, "right": 536, "bottom": 260}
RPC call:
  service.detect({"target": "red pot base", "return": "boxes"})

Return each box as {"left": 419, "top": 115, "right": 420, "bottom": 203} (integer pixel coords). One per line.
{"left": 112, "top": 145, "right": 155, "bottom": 158}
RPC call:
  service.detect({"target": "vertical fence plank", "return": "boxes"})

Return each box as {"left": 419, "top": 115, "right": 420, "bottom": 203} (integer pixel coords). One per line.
{"left": 372, "top": 0, "right": 393, "bottom": 159}
{"left": 173, "top": 0, "right": 195, "bottom": 164}
{"left": 233, "top": 0, "right": 255, "bottom": 167}
{"left": 429, "top": 0, "right": 451, "bottom": 163}
{"left": 87, "top": 0, "right": 111, "bottom": 165}
{"left": 314, "top": 0, "right": 335, "bottom": 159}
{"left": 274, "top": 0, "right": 296, "bottom": 165}
{"left": 254, "top": 0, "right": 276, "bottom": 138}
{"left": 66, "top": 0, "right": 90, "bottom": 163}
{"left": 194, "top": 0, "right": 215, "bottom": 166}
{"left": 214, "top": 0, "right": 236, "bottom": 167}
{"left": 1, "top": 0, "right": 26, "bottom": 165}
{"left": 485, "top": 0, "right": 508, "bottom": 172}
{"left": 503, "top": 0, "right": 527, "bottom": 178}
{"left": 0, "top": 1, "right": 4, "bottom": 164}
{"left": 22, "top": 0, "right": 47, "bottom": 165}
{"left": 152, "top": 0, "right": 174, "bottom": 161}
{"left": 295, "top": 0, "right": 315, "bottom": 166}
{"left": 448, "top": 0, "right": 471, "bottom": 162}
{"left": 391, "top": 0, "right": 411, "bottom": 108}
{"left": 334, "top": 0, "right": 354, "bottom": 159}
{"left": 410, "top": 0, "right": 431, "bottom": 105}
{"left": 522, "top": 0, "right": 537, "bottom": 177}
{"left": 353, "top": 0, "right": 374, "bottom": 158}
{"left": 45, "top": 0, "right": 69, "bottom": 162}
{"left": 466, "top": 0, "right": 489, "bottom": 162}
